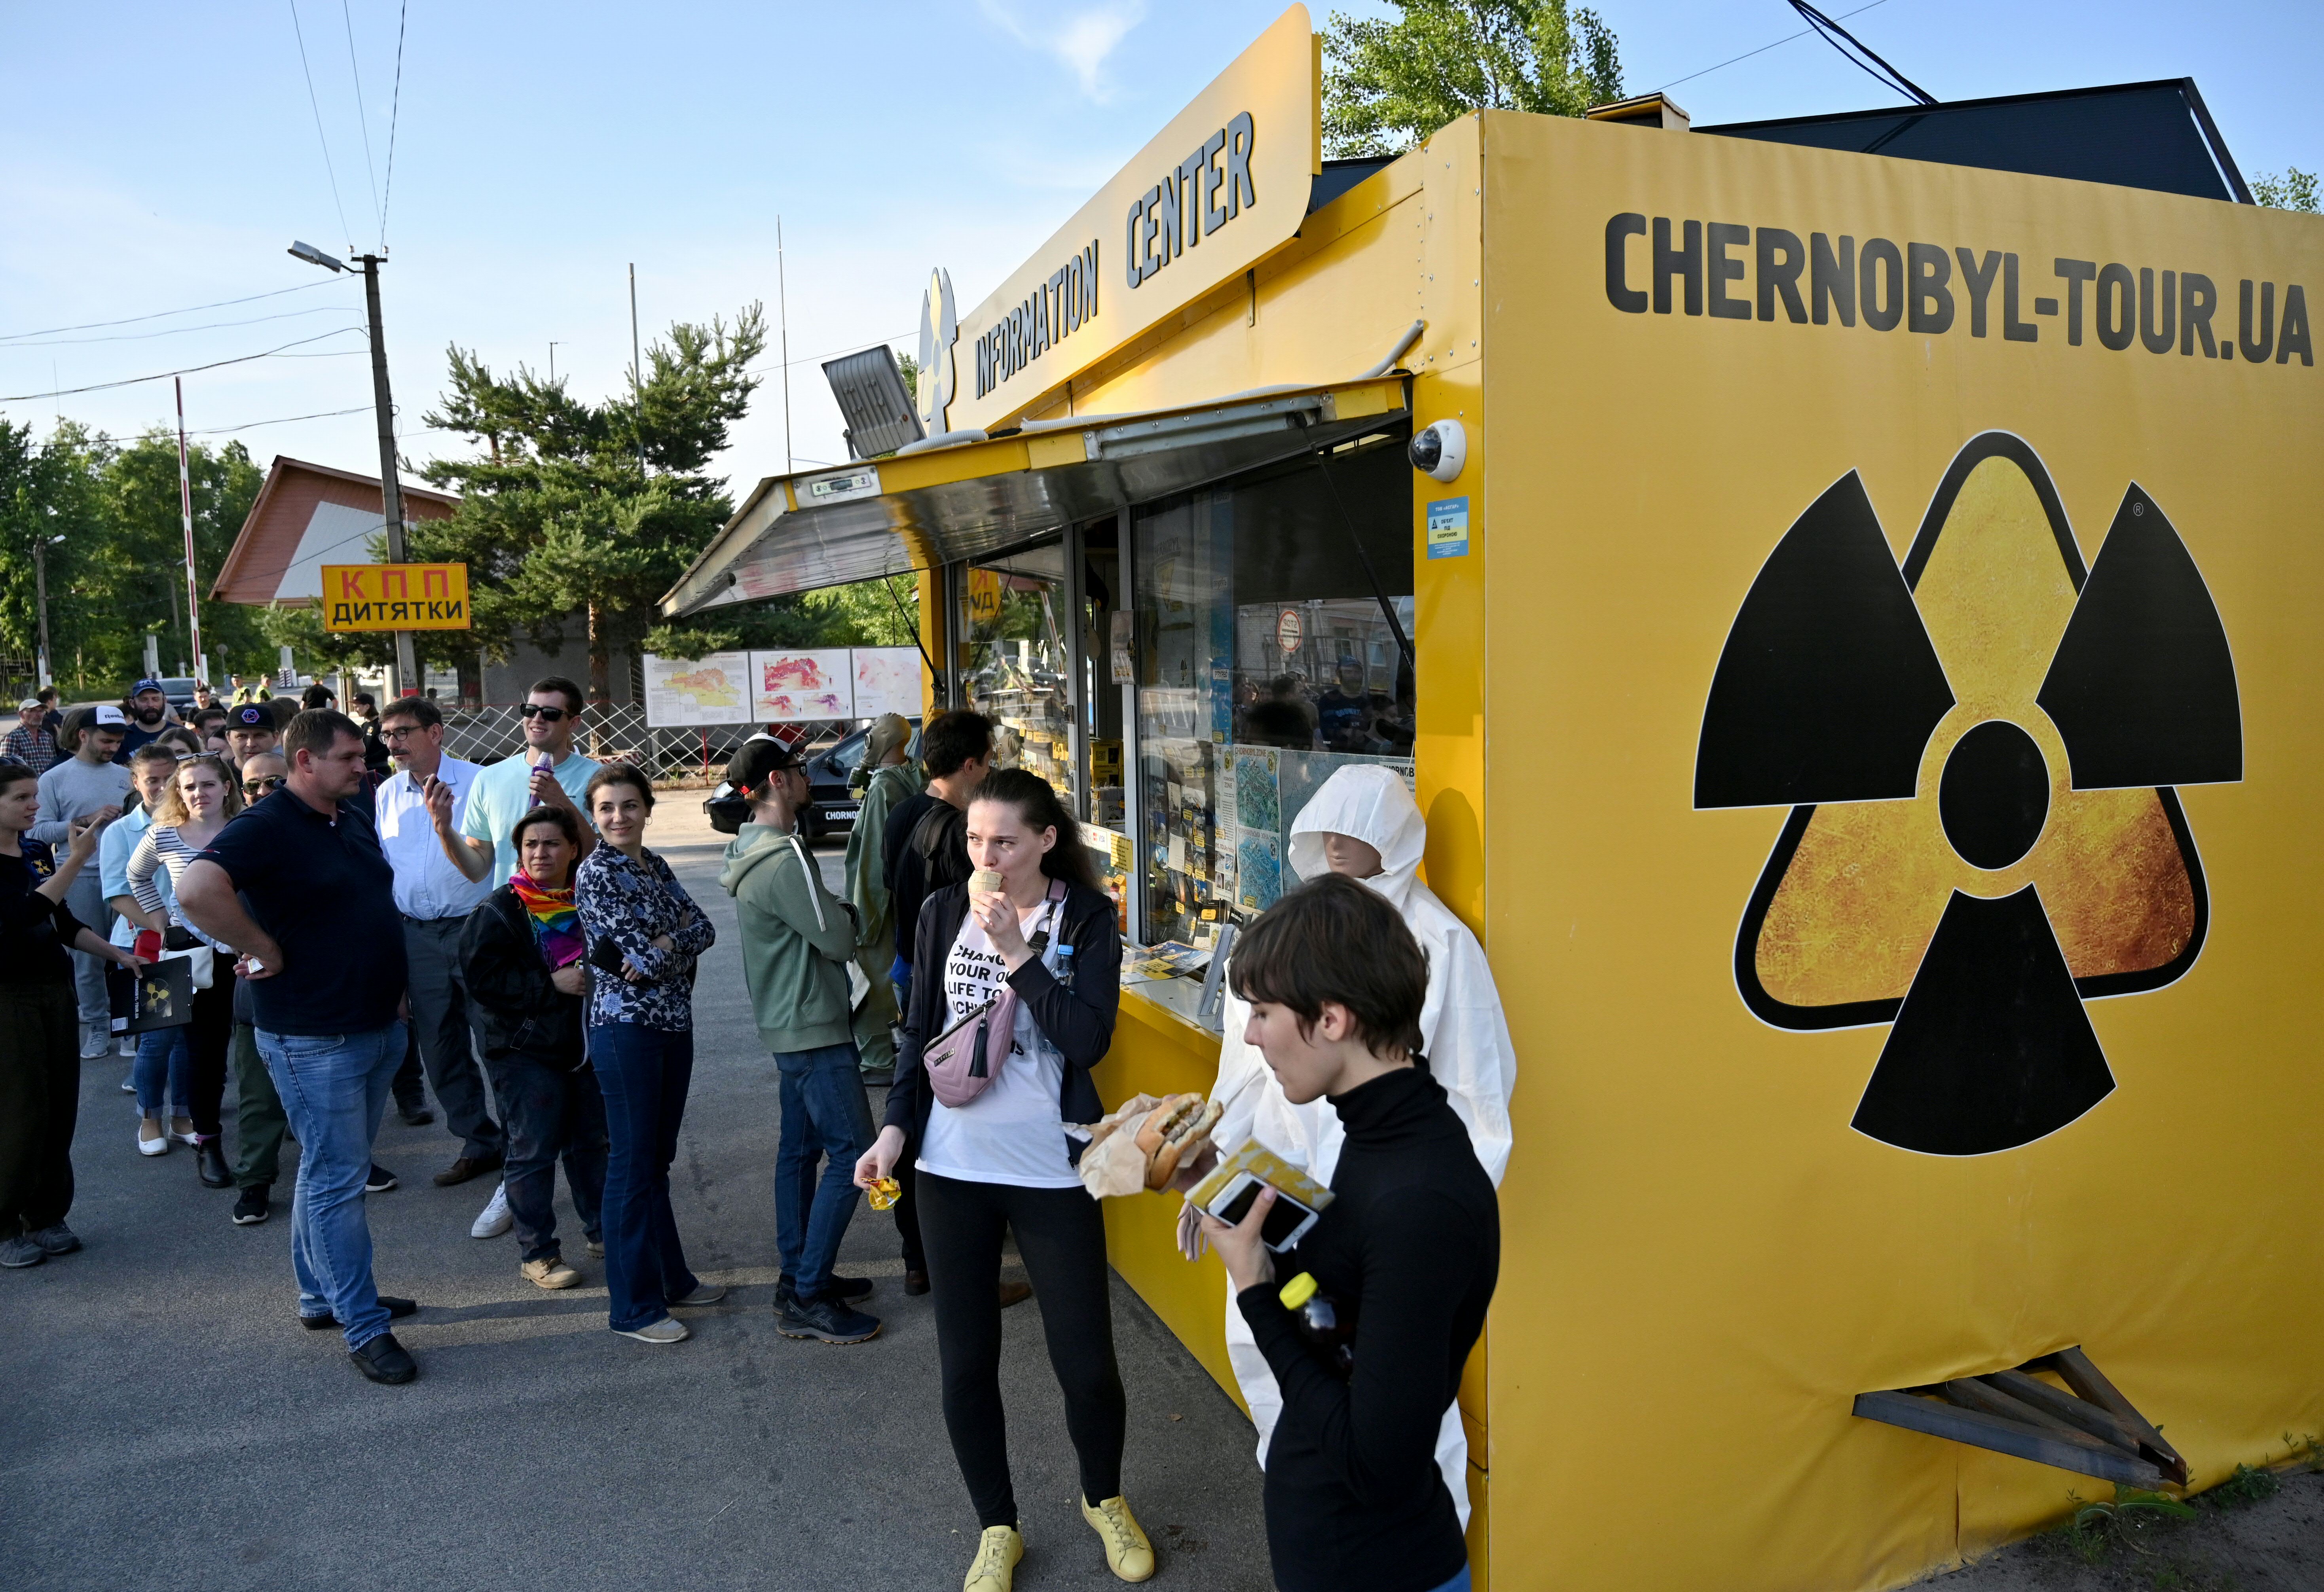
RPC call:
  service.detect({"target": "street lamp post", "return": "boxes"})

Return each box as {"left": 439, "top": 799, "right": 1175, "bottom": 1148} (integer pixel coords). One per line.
{"left": 32, "top": 523, "right": 57, "bottom": 689}
{"left": 288, "top": 239, "right": 418, "bottom": 698}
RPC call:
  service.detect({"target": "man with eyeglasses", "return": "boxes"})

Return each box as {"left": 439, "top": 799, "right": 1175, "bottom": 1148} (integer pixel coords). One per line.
{"left": 433, "top": 677, "right": 599, "bottom": 889}
{"left": 376, "top": 695, "right": 506, "bottom": 1189}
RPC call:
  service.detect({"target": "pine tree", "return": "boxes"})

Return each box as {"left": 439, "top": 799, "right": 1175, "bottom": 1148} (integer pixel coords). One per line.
{"left": 413, "top": 307, "right": 767, "bottom": 703}
{"left": 1322, "top": 0, "right": 1624, "bottom": 157}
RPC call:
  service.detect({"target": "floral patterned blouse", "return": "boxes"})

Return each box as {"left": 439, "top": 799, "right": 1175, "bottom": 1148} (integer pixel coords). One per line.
{"left": 573, "top": 843, "right": 717, "bottom": 1032}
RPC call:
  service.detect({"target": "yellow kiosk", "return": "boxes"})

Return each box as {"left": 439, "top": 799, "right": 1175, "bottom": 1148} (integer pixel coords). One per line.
{"left": 664, "top": 10, "right": 2322, "bottom": 1586}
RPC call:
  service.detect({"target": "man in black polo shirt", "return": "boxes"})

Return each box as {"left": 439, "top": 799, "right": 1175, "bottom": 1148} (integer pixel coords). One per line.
{"left": 178, "top": 709, "right": 423, "bottom": 1386}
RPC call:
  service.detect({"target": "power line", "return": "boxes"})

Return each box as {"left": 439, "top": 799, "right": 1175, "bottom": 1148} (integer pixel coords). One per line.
{"left": 1785, "top": 0, "right": 1934, "bottom": 105}
{"left": 288, "top": 0, "right": 355, "bottom": 254}
{"left": 380, "top": 0, "right": 409, "bottom": 246}
{"left": 0, "top": 279, "right": 351, "bottom": 343}
{"left": 0, "top": 327, "right": 369, "bottom": 401}
{"left": 185, "top": 405, "right": 372, "bottom": 437}
{"left": 0, "top": 304, "right": 354, "bottom": 350}
{"left": 340, "top": 0, "right": 383, "bottom": 244}
{"left": 1656, "top": 0, "right": 1897, "bottom": 94}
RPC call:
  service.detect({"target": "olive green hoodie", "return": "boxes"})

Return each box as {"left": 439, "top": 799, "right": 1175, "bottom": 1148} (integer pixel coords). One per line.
{"left": 843, "top": 758, "right": 925, "bottom": 952}
{"left": 718, "top": 822, "right": 858, "bottom": 1054}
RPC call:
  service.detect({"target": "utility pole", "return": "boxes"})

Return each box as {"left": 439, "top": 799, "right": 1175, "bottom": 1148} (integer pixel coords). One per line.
{"left": 32, "top": 526, "right": 53, "bottom": 688}
{"left": 629, "top": 263, "right": 646, "bottom": 476}
{"left": 776, "top": 215, "right": 793, "bottom": 474}
{"left": 358, "top": 252, "right": 417, "bottom": 699}
{"left": 173, "top": 377, "right": 207, "bottom": 685}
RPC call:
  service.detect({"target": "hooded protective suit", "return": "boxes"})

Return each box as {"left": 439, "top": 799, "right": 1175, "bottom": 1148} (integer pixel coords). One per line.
{"left": 1208, "top": 763, "right": 1517, "bottom": 1525}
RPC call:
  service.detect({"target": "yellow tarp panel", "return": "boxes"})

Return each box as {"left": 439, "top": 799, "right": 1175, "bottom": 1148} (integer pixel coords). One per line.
{"left": 1474, "top": 107, "right": 2322, "bottom": 1590}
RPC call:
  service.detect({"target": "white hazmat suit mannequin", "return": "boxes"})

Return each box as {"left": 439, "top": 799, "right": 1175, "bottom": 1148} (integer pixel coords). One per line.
{"left": 1204, "top": 763, "right": 1516, "bottom": 1527}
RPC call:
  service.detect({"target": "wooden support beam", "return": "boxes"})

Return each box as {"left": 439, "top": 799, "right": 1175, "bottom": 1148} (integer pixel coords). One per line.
{"left": 1982, "top": 1370, "right": 2144, "bottom": 1455}
{"left": 2039, "top": 1347, "right": 2189, "bottom": 1486}
{"left": 1854, "top": 1389, "right": 2164, "bottom": 1488}
{"left": 1942, "top": 1378, "right": 2128, "bottom": 1457}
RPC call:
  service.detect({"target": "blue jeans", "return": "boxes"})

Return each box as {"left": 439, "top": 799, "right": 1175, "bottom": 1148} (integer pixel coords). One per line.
{"left": 890, "top": 956, "right": 912, "bottom": 1014}
{"left": 133, "top": 1026, "right": 190, "bottom": 1117}
{"left": 1424, "top": 1567, "right": 1472, "bottom": 1592}
{"left": 256, "top": 1023, "right": 406, "bottom": 1351}
{"left": 773, "top": 1040, "right": 874, "bottom": 1300}
{"left": 484, "top": 1048, "right": 608, "bottom": 1264}
{"left": 590, "top": 1022, "right": 700, "bottom": 1331}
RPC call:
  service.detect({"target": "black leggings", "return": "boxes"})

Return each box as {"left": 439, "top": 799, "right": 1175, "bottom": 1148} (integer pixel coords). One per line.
{"left": 919, "top": 1170, "right": 1127, "bottom": 1528}
{"left": 186, "top": 977, "right": 232, "bottom": 1139}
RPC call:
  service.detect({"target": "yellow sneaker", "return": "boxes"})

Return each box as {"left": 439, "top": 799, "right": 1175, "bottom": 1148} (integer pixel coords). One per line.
{"left": 963, "top": 1523, "right": 1023, "bottom": 1591}
{"left": 1080, "top": 1494, "right": 1155, "bottom": 1582}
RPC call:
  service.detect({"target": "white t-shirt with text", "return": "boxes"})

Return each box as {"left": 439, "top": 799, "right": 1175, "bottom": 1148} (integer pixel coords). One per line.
{"left": 915, "top": 890, "right": 1079, "bottom": 1190}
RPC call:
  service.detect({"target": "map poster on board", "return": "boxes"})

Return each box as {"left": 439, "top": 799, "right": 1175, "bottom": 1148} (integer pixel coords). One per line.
{"left": 749, "top": 650, "right": 855, "bottom": 722}
{"left": 853, "top": 647, "right": 922, "bottom": 719}
{"left": 641, "top": 652, "right": 752, "bottom": 728}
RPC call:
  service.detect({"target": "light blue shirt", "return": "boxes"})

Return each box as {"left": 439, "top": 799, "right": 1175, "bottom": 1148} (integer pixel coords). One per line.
{"left": 98, "top": 804, "right": 159, "bottom": 949}
{"left": 459, "top": 748, "right": 601, "bottom": 886}
{"left": 376, "top": 754, "right": 493, "bottom": 920}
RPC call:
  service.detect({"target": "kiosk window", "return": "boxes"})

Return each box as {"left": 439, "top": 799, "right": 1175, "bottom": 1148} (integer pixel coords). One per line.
{"left": 1131, "top": 437, "right": 1414, "bottom": 950}
{"left": 962, "top": 544, "right": 1076, "bottom": 804}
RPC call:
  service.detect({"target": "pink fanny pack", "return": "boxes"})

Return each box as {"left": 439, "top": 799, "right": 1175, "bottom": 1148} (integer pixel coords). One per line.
{"left": 924, "top": 880, "right": 1065, "bottom": 1109}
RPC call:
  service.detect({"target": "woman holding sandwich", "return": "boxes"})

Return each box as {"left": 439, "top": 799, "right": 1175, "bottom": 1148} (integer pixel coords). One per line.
{"left": 854, "top": 768, "right": 1146, "bottom": 1591}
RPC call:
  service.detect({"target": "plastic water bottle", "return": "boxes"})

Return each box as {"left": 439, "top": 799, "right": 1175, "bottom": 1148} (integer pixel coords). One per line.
{"left": 1278, "top": 1272, "right": 1354, "bottom": 1378}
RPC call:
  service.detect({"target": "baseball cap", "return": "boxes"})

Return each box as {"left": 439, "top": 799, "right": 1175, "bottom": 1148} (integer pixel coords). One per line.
{"left": 16, "top": 698, "right": 40, "bottom": 715}
{"left": 231, "top": 704, "right": 274, "bottom": 729}
{"left": 93, "top": 705, "right": 127, "bottom": 726}
{"left": 132, "top": 678, "right": 165, "bottom": 696}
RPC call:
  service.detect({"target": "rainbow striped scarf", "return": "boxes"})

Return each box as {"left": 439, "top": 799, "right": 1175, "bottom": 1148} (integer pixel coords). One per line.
{"left": 509, "top": 870, "right": 584, "bottom": 970}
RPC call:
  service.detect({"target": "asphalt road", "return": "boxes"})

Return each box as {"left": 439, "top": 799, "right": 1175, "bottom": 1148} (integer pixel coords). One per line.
{"left": 0, "top": 802, "right": 1273, "bottom": 1592}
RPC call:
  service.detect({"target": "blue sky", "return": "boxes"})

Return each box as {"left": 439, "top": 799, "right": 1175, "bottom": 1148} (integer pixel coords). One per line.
{"left": 2, "top": 0, "right": 2315, "bottom": 497}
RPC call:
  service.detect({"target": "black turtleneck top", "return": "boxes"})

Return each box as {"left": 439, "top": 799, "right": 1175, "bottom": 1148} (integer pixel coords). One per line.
{"left": 1237, "top": 1064, "right": 1500, "bottom": 1592}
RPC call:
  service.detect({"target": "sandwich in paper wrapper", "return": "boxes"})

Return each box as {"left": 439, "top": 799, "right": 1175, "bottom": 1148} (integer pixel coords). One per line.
{"left": 1070, "top": 1092, "right": 1226, "bottom": 1198}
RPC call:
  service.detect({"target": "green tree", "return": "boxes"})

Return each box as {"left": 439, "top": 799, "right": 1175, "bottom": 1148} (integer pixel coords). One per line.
{"left": 1322, "top": 0, "right": 1623, "bottom": 157}
{"left": 640, "top": 573, "right": 921, "bottom": 659}
{"left": 413, "top": 306, "right": 768, "bottom": 703}
{"left": 0, "top": 420, "right": 103, "bottom": 686}
{"left": 89, "top": 430, "right": 268, "bottom": 683}
{"left": 2253, "top": 168, "right": 2319, "bottom": 213}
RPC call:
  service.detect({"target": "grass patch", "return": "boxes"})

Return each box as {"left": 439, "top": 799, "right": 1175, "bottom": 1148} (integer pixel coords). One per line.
{"left": 2202, "top": 1464, "right": 2279, "bottom": 1511}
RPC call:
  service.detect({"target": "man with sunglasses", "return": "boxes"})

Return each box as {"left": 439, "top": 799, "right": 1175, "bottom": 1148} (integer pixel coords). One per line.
{"left": 377, "top": 695, "right": 505, "bottom": 1188}
{"left": 434, "top": 678, "right": 599, "bottom": 889}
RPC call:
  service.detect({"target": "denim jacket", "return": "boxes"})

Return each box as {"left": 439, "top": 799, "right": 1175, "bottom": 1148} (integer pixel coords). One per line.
{"left": 574, "top": 844, "right": 716, "bottom": 1032}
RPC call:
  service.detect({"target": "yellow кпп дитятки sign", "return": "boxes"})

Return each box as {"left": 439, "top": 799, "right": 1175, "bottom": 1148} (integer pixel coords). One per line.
{"left": 320, "top": 563, "right": 473, "bottom": 631}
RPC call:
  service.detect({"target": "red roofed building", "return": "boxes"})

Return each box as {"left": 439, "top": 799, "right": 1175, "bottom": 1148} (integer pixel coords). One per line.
{"left": 210, "top": 455, "right": 459, "bottom": 607}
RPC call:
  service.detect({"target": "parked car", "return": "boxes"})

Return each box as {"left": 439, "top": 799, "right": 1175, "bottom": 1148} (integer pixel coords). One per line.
{"left": 157, "top": 677, "right": 201, "bottom": 716}
{"left": 703, "top": 718, "right": 922, "bottom": 840}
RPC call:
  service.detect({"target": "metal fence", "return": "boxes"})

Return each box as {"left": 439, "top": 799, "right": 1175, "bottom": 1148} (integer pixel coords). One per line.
{"left": 438, "top": 702, "right": 852, "bottom": 785}
{"left": 440, "top": 702, "right": 748, "bottom": 784}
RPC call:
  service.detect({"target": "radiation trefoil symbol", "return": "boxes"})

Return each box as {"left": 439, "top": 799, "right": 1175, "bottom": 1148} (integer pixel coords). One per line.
{"left": 1696, "top": 434, "right": 2241, "bottom": 1156}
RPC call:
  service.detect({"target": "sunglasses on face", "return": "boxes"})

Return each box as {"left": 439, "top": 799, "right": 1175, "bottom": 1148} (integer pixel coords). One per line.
{"left": 243, "top": 777, "right": 285, "bottom": 795}
{"left": 519, "top": 704, "right": 569, "bottom": 722}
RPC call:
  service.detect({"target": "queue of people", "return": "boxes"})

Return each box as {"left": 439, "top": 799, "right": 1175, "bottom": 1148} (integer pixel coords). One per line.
{"left": 0, "top": 680, "right": 1508, "bottom": 1592}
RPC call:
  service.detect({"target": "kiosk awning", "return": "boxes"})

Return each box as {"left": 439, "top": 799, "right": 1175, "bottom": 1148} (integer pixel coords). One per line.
{"left": 658, "top": 377, "right": 1410, "bottom": 618}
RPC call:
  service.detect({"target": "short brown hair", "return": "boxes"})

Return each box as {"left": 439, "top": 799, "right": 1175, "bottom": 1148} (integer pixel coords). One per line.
{"left": 283, "top": 708, "right": 364, "bottom": 766}
{"left": 530, "top": 676, "right": 586, "bottom": 716}
{"left": 379, "top": 695, "right": 442, "bottom": 731}
{"left": 584, "top": 762, "right": 654, "bottom": 812}
{"left": 1229, "top": 872, "right": 1429, "bottom": 1061}
{"left": 130, "top": 742, "right": 182, "bottom": 770}
{"left": 511, "top": 804, "right": 582, "bottom": 850}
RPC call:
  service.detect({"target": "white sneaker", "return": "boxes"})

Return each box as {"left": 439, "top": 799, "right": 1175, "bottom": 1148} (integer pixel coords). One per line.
{"left": 613, "top": 1316, "right": 689, "bottom": 1345}
{"left": 117, "top": 1035, "right": 135, "bottom": 1057}
{"left": 470, "top": 1181, "right": 512, "bottom": 1239}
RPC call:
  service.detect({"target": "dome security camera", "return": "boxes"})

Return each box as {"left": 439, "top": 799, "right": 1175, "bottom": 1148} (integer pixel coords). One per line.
{"left": 1409, "top": 419, "right": 1466, "bottom": 483}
